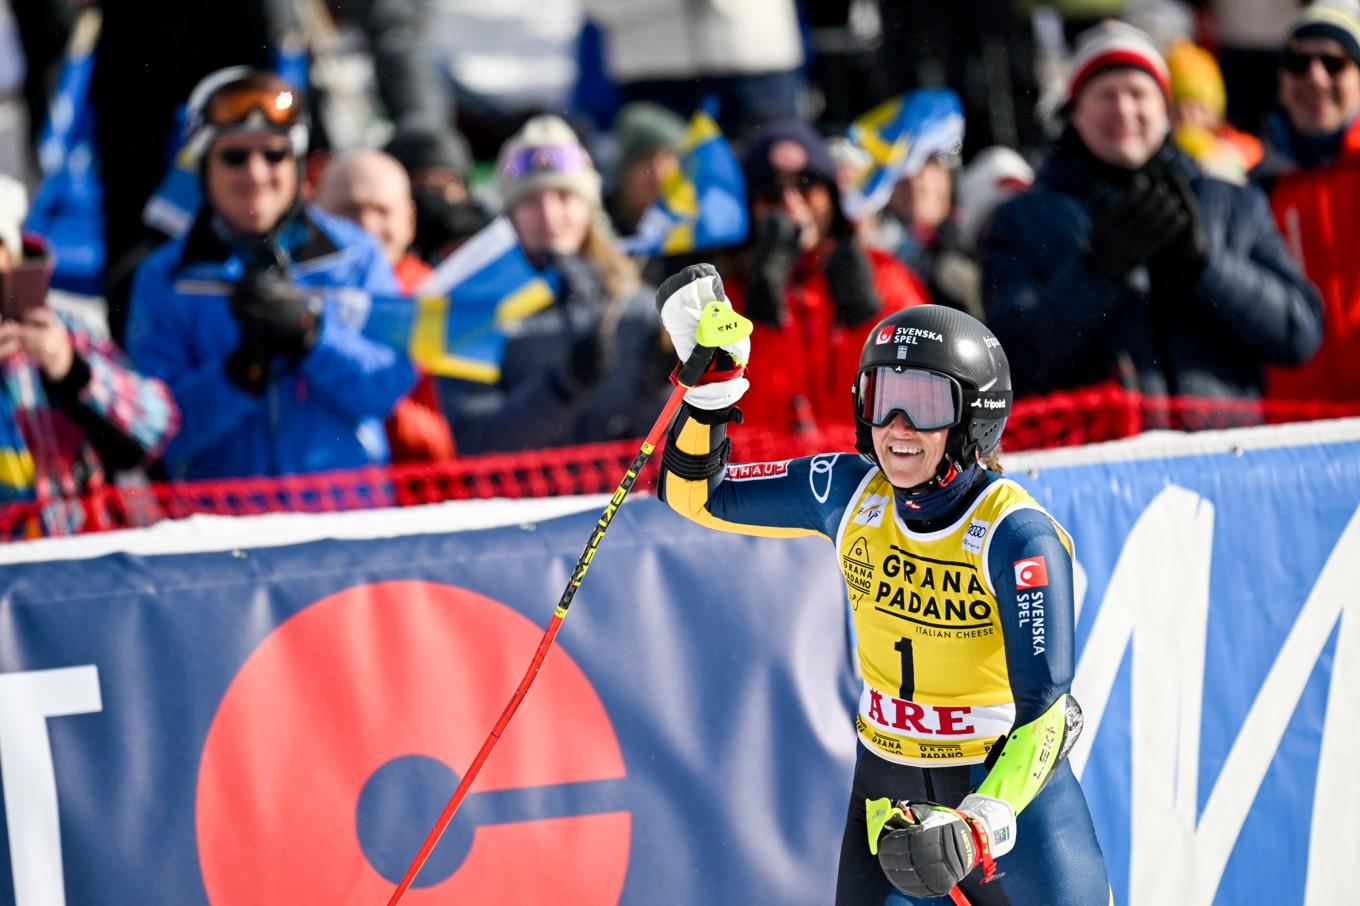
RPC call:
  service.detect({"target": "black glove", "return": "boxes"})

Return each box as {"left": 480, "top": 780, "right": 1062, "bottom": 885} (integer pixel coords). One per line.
{"left": 1147, "top": 166, "right": 1209, "bottom": 284}
{"left": 744, "top": 211, "right": 802, "bottom": 325}
{"left": 876, "top": 802, "right": 978, "bottom": 898}
{"left": 1086, "top": 174, "right": 1188, "bottom": 281}
{"left": 225, "top": 266, "right": 323, "bottom": 393}
{"left": 823, "top": 239, "right": 882, "bottom": 326}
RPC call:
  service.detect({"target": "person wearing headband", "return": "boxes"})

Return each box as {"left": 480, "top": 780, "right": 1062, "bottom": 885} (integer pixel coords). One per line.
{"left": 124, "top": 68, "right": 416, "bottom": 480}
{"left": 654, "top": 265, "right": 1112, "bottom": 903}
{"left": 433, "top": 114, "right": 673, "bottom": 455}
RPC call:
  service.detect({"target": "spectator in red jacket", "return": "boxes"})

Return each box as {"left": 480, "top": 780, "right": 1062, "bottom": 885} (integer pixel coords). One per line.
{"left": 1256, "top": 0, "right": 1360, "bottom": 401}
{"left": 729, "top": 120, "right": 929, "bottom": 433}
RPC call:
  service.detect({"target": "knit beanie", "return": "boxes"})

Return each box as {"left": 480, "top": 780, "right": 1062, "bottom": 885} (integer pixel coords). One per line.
{"left": 1167, "top": 40, "right": 1226, "bottom": 118}
{"left": 1067, "top": 20, "right": 1171, "bottom": 104}
{"left": 953, "top": 147, "right": 1035, "bottom": 251}
{"left": 614, "top": 102, "right": 687, "bottom": 168}
{"left": 1289, "top": 0, "right": 1360, "bottom": 64}
{"left": 384, "top": 122, "right": 473, "bottom": 182}
{"left": 496, "top": 115, "right": 603, "bottom": 210}
{"left": 741, "top": 119, "right": 840, "bottom": 192}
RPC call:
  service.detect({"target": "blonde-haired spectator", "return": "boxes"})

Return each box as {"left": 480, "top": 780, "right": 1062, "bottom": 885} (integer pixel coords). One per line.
{"left": 434, "top": 114, "right": 673, "bottom": 454}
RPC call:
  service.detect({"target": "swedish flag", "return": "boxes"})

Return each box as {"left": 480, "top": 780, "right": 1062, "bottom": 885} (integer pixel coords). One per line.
{"left": 621, "top": 109, "right": 747, "bottom": 256}
{"left": 363, "top": 217, "right": 557, "bottom": 383}
{"left": 840, "top": 90, "right": 965, "bottom": 221}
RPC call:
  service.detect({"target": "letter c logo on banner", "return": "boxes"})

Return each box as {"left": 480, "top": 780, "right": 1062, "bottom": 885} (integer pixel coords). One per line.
{"left": 196, "top": 581, "right": 629, "bottom": 904}
{"left": 1014, "top": 557, "right": 1049, "bottom": 589}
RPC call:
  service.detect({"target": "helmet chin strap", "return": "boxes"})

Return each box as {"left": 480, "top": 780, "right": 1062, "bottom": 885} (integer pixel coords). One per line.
{"left": 897, "top": 453, "right": 963, "bottom": 498}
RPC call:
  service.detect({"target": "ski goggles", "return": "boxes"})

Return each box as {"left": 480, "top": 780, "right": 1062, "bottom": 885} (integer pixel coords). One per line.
{"left": 500, "top": 144, "right": 592, "bottom": 181}
{"left": 855, "top": 367, "right": 963, "bottom": 430}
{"left": 203, "top": 74, "right": 303, "bottom": 130}
{"left": 855, "top": 366, "right": 1013, "bottom": 430}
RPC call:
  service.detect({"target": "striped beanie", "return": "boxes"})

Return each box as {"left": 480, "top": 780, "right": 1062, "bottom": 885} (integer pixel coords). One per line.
{"left": 1289, "top": 1, "right": 1360, "bottom": 64}
{"left": 1067, "top": 20, "right": 1171, "bottom": 104}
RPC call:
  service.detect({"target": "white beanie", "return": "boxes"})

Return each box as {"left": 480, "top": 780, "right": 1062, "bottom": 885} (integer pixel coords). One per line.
{"left": 954, "top": 147, "right": 1035, "bottom": 251}
{"left": 1067, "top": 20, "right": 1171, "bottom": 104}
{"left": 496, "top": 115, "right": 603, "bottom": 210}
{"left": 0, "top": 175, "right": 27, "bottom": 262}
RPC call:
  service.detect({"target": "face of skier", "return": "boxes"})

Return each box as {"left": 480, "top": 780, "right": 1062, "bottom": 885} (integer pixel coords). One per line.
{"left": 1070, "top": 67, "right": 1170, "bottom": 169}
{"left": 871, "top": 413, "right": 949, "bottom": 489}
{"left": 204, "top": 132, "right": 298, "bottom": 236}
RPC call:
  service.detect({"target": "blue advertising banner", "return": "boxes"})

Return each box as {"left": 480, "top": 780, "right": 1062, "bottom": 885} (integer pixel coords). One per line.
{"left": 0, "top": 420, "right": 1357, "bottom": 905}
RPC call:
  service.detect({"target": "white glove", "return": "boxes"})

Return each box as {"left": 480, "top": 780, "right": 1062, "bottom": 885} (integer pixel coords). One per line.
{"left": 956, "top": 793, "right": 1017, "bottom": 859}
{"left": 656, "top": 264, "right": 751, "bottom": 410}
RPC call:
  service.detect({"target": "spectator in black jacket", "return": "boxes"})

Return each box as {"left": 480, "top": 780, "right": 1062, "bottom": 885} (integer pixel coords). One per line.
{"left": 981, "top": 21, "right": 1322, "bottom": 418}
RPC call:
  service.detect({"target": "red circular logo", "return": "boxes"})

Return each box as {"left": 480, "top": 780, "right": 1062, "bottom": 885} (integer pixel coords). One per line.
{"left": 197, "top": 580, "right": 630, "bottom": 903}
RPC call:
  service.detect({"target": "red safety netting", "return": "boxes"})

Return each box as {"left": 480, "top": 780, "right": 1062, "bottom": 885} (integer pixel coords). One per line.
{"left": 3, "top": 386, "right": 1359, "bottom": 541}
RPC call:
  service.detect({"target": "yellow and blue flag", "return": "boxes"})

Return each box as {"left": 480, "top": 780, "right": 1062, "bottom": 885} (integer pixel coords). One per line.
{"left": 621, "top": 108, "right": 747, "bottom": 256}
{"left": 840, "top": 89, "right": 965, "bottom": 221}
{"left": 362, "top": 217, "right": 557, "bottom": 383}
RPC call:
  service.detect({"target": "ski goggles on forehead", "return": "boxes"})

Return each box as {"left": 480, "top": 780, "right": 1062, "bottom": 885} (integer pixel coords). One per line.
{"left": 500, "top": 144, "right": 591, "bottom": 181}
{"left": 204, "top": 76, "right": 302, "bottom": 129}
{"left": 856, "top": 367, "right": 963, "bottom": 430}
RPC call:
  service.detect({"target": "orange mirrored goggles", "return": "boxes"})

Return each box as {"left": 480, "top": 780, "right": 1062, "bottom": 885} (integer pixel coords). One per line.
{"left": 204, "top": 74, "right": 302, "bottom": 129}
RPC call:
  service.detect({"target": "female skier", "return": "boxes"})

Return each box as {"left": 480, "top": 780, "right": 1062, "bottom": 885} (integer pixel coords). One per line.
{"left": 656, "top": 264, "right": 1112, "bottom": 905}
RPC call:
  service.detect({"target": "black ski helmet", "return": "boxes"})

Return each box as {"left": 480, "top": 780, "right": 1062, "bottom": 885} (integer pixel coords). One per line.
{"left": 852, "top": 305, "right": 1013, "bottom": 466}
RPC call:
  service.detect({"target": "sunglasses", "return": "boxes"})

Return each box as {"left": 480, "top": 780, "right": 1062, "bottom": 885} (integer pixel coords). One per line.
{"left": 1282, "top": 51, "right": 1352, "bottom": 75}
{"left": 205, "top": 75, "right": 302, "bottom": 129}
{"left": 214, "top": 146, "right": 292, "bottom": 168}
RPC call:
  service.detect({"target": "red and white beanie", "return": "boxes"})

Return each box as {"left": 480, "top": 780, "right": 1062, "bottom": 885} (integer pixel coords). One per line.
{"left": 1067, "top": 20, "right": 1171, "bottom": 104}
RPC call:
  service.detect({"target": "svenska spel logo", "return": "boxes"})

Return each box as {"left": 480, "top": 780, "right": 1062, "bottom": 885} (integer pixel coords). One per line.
{"left": 876, "top": 326, "right": 894, "bottom": 344}
{"left": 1014, "top": 557, "right": 1049, "bottom": 589}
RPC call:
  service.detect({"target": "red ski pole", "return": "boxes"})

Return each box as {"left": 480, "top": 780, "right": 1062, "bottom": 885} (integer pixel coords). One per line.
{"left": 385, "top": 302, "right": 750, "bottom": 905}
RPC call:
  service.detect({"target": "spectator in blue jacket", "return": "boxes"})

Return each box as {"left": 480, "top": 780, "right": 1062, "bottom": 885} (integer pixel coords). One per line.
{"left": 982, "top": 22, "right": 1323, "bottom": 412}
{"left": 126, "top": 69, "right": 415, "bottom": 479}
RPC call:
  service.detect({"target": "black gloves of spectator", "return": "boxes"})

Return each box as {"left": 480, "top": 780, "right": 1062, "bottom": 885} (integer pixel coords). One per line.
{"left": 744, "top": 211, "right": 802, "bottom": 326}
{"left": 225, "top": 265, "right": 323, "bottom": 394}
{"left": 1087, "top": 173, "right": 1185, "bottom": 280}
{"left": 1087, "top": 148, "right": 1208, "bottom": 284}
{"left": 825, "top": 239, "right": 882, "bottom": 326}
{"left": 1146, "top": 161, "right": 1209, "bottom": 285}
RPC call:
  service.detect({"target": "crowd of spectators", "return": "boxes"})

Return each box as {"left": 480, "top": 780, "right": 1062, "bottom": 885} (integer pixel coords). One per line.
{"left": 0, "top": 0, "right": 1356, "bottom": 533}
